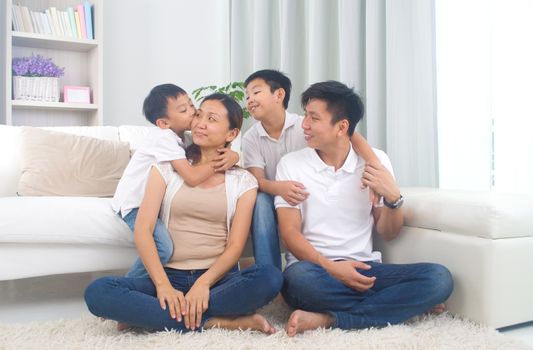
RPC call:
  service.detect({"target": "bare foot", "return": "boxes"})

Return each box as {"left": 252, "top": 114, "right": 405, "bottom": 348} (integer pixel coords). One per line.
{"left": 285, "top": 310, "right": 334, "bottom": 337}
{"left": 428, "top": 303, "right": 446, "bottom": 315}
{"left": 204, "top": 313, "right": 276, "bottom": 334}
{"left": 116, "top": 322, "right": 130, "bottom": 331}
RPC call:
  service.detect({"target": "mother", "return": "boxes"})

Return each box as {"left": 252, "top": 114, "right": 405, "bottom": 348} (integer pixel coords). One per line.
{"left": 85, "top": 93, "right": 282, "bottom": 333}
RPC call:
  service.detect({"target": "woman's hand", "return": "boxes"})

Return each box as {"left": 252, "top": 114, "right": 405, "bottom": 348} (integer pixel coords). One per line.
{"left": 184, "top": 281, "right": 210, "bottom": 330}
{"left": 156, "top": 283, "right": 186, "bottom": 322}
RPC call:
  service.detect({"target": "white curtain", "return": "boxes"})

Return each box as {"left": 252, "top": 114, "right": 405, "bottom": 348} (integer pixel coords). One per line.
{"left": 230, "top": 0, "right": 438, "bottom": 187}
{"left": 436, "top": 0, "right": 533, "bottom": 194}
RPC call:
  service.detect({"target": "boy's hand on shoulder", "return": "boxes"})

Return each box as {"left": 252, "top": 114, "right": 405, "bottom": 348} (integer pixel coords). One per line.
{"left": 278, "top": 181, "right": 309, "bottom": 206}
{"left": 361, "top": 161, "right": 399, "bottom": 203}
{"left": 213, "top": 147, "right": 240, "bottom": 172}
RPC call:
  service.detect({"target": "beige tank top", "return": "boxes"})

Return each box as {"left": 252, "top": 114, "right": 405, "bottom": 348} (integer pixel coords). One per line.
{"left": 165, "top": 182, "right": 227, "bottom": 270}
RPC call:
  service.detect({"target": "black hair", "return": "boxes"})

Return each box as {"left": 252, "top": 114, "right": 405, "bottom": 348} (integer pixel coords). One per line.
{"left": 186, "top": 93, "right": 243, "bottom": 164}
{"left": 244, "top": 69, "right": 292, "bottom": 109}
{"left": 301, "top": 81, "right": 364, "bottom": 136}
{"left": 142, "top": 84, "right": 187, "bottom": 125}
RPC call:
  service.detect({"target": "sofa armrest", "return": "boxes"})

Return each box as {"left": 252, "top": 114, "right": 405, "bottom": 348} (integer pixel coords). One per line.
{"left": 401, "top": 187, "right": 533, "bottom": 239}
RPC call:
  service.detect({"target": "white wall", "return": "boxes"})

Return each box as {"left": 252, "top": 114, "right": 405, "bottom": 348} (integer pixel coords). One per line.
{"left": 102, "top": 0, "right": 230, "bottom": 126}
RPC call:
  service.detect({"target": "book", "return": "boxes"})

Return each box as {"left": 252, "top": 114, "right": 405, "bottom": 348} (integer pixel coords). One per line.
{"left": 49, "top": 7, "right": 62, "bottom": 36}
{"left": 29, "top": 10, "right": 39, "bottom": 33}
{"left": 56, "top": 9, "right": 65, "bottom": 36}
{"left": 61, "top": 11, "right": 73, "bottom": 38}
{"left": 37, "top": 11, "right": 46, "bottom": 34}
{"left": 11, "top": 5, "right": 23, "bottom": 32}
{"left": 40, "top": 12, "right": 49, "bottom": 35}
{"left": 44, "top": 9, "right": 56, "bottom": 35}
{"left": 76, "top": 4, "right": 87, "bottom": 39}
{"left": 74, "top": 11, "right": 82, "bottom": 39}
{"left": 84, "top": 1, "right": 93, "bottom": 40}
{"left": 67, "top": 8, "right": 78, "bottom": 38}
{"left": 20, "top": 6, "right": 34, "bottom": 33}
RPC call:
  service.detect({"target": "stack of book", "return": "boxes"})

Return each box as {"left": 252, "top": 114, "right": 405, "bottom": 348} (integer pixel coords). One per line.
{"left": 12, "top": 1, "right": 94, "bottom": 40}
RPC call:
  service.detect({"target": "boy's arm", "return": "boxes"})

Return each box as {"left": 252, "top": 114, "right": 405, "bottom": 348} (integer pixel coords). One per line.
{"left": 170, "top": 159, "right": 215, "bottom": 187}
{"left": 350, "top": 132, "right": 378, "bottom": 163}
{"left": 247, "top": 167, "right": 309, "bottom": 206}
{"left": 349, "top": 132, "right": 381, "bottom": 204}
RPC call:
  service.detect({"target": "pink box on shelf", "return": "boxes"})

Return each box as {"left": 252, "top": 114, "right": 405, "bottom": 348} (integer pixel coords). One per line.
{"left": 63, "top": 86, "right": 91, "bottom": 103}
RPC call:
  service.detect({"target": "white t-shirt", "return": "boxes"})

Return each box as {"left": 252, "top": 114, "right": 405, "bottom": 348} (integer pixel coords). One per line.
{"left": 275, "top": 146, "right": 394, "bottom": 267}
{"left": 242, "top": 111, "right": 307, "bottom": 181}
{"left": 111, "top": 128, "right": 187, "bottom": 218}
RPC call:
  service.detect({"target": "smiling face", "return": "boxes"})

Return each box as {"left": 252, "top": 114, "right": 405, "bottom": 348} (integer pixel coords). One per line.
{"left": 301, "top": 98, "right": 349, "bottom": 150}
{"left": 191, "top": 99, "right": 238, "bottom": 149}
{"left": 245, "top": 78, "right": 285, "bottom": 121}
{"left": 156, "top": 94, "right": 197, "bottom": 134}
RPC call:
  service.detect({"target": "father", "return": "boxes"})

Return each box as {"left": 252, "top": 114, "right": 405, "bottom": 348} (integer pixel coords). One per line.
{"left": 275, "top": 81, "right": 453, "bottom": 336}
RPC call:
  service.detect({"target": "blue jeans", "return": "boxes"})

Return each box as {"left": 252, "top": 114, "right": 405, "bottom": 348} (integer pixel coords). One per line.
{"left": 282, "top": 261, "right": 453, "bottom": 330}
{"left": 251, "top": 192, "right": 281, "bottom": 270}
{"left": 85, "top": 264, "right": 283, "bottom": 332}
{"left": 123, "top": 208, "right": 173, "bottom": 278}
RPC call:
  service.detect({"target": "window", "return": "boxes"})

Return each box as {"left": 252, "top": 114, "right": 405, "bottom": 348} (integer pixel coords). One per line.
{"left": 436, "top": 0, "right": 533, "bottom": 194}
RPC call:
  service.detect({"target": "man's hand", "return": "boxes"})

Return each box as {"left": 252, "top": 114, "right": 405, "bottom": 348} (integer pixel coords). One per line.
{"left": 361, "top": 161, "right": 400, "bottom": 204}
{"left": 213, "top": 148, "right": 239, "bottom": 172}
{"left": 156, "top": 283, "right": 187, "bottom": 322}
{"left": 184, "top": 282, "right": 210, "bottom": 330}
{"left": 325, "top": 260, "right": 376, "bottom": 292}
{"left": 278, "top": 181, "right": 309, "bottom": 206}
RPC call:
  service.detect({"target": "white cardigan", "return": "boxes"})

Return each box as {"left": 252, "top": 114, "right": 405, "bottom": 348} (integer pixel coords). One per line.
{"left": 153, "top": 163, "right": 258, "bottom": 233}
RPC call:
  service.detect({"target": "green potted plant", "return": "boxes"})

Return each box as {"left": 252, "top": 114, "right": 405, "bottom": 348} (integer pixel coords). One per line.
{"left": 192, "top": 82, "right": 250, "bottom": 119}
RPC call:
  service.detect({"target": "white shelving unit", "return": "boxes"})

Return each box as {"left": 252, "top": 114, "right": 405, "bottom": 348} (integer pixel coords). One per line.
{"left": 1, "top": 0, "right": 103, "bottom": 126}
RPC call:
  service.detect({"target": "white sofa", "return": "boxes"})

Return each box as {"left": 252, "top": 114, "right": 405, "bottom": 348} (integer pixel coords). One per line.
{"left": 375, "top": 188, "right": 533, "bottom": 328}
{"left": 0, "top": 125, "right": 151, "bottom": 281}
{"left": 1, "top": 125, "right": 532, "bottom": 329}
{"left": 0, "top": 125, "right": 244, "bottom": 282}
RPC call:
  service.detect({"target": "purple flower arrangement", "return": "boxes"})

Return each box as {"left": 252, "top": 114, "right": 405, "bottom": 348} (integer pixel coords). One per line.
{"left": 12, "top": 54, "right": 65, "bottom": 78}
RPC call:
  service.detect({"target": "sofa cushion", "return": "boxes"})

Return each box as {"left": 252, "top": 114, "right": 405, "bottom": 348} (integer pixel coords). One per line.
{"left": 18, "top": 127, "right": 131, "bottom": 197}
{"left": 402, "top": 187, "right": 533, "bottom": 239}
{"left": 0, "top": 197, "right": 133, "bottom": 245}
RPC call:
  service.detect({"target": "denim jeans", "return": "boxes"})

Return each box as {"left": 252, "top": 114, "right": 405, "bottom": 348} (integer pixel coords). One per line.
{"left": 123, "top": 208, "right": 173, "bottom": 278}
{"left": 251, "top": 192, "right": 281, "bottom": 270}
{"left": 282, "top": 260, "right": 454, "bottom": 330}
{"left": 85, "top": 264, "right": 283, "bottom": 332}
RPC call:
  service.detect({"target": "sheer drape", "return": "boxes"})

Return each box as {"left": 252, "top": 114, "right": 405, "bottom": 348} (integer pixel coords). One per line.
{"left": 230, "top": 0, "right": 438, "bottom": 186}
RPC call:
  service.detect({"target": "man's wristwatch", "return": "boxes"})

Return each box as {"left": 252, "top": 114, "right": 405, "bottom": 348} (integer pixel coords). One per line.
{"left": 383, "top": 195, "right": 404, "bottom": 209}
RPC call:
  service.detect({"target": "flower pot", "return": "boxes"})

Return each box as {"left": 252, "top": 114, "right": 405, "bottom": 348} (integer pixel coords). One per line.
{"left": 13, "top": 76, "right": 60, "bottom": 102}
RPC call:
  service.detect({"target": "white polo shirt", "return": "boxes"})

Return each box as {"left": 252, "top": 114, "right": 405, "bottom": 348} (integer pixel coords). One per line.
{"left": 242, "top": 112, "right": 307, "bottom": 181}
{"left": 275, "top": 146, "right": 394, "bottom": 267}
{"left": 111, "top": 128, "right": 187, "bottom": 218}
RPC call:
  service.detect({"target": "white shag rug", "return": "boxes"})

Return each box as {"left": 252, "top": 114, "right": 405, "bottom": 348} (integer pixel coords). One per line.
{"left": 0, "top": 300, "right": 529, "bottom": 350}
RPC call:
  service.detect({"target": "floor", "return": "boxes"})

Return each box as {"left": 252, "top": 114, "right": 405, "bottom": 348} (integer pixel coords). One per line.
{"left": 1, "top": 272, "right": 532, "bottom": 348}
